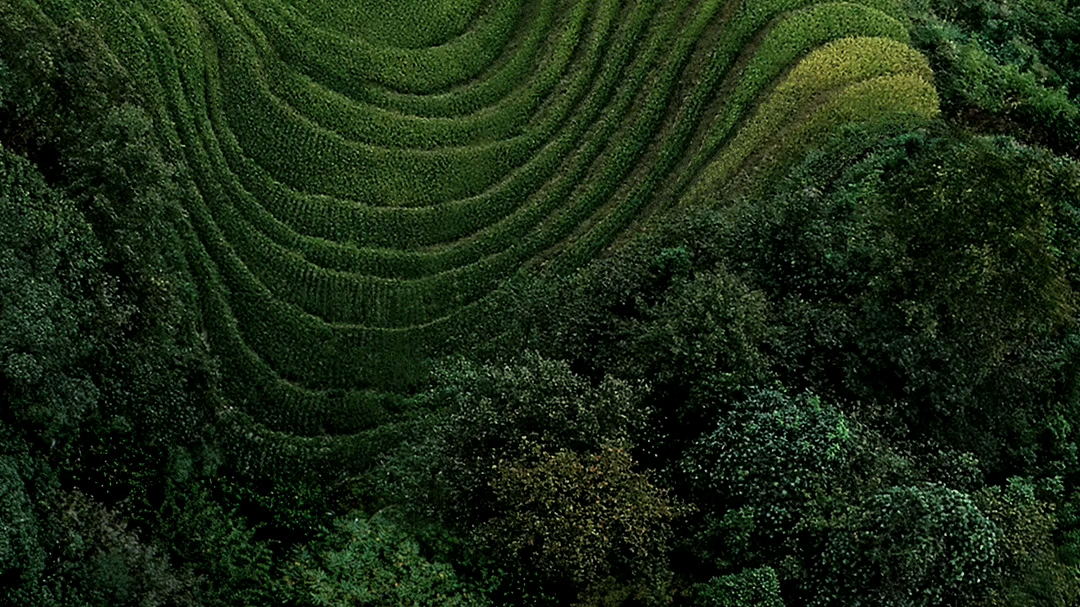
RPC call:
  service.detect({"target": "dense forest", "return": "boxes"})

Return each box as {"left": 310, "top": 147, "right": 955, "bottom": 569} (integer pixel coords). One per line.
{"left": 4, "top": 0, "right": 1080, "bottom": 604}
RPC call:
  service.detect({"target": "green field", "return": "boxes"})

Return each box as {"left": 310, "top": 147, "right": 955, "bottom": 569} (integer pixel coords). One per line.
{"left": 4, "top": 0, "right": 937, "bottom": 446}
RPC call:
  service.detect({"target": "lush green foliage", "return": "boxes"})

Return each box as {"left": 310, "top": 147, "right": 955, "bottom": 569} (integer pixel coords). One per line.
{"left": 484, "top": 442, "right": 682, "bottom": 607}
{"left": 814, "top": 484, "right": 1000, "bottom": 606}
{"left": 4, "top": 0, "right": 1080, "bottom": 605}
{"left": 377, "top": 353, "right": 649, "bottom": 527}
{"left": 286, "top": 512, "right": 489, "bottom": 607}
{"left": 692, "top": 567, "right": 784, "bottom": 607}
{"left": 680, "top": 390, "right": 856, "bottom": 551}
{"left": 0, "top": 144, "right": 101, "bottom": 441}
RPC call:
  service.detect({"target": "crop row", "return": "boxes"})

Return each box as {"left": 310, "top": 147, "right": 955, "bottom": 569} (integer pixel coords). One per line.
{"left": 732, "top": 73, "right": 939, "bottom": 201}
{"left": 56, "top": 0, "right": 414, "bottom": 447}
{"left": 618, "top": 0, "right": 909, "bottom": 226}
{"left": 216, "top": 405, "right": 409, "bottom": 481}
{"left": 147, "top": 0, "right": 928, "bottom": 328}
{"left": 125, "top": 2, "right": 423, "bottom": 390}
{"left": 564, "top": 0, "right": 912, "bottom": 257}
{"left": 201, "top": 0, "right": 699, "bottom": 323}
{"left": 207, "top": 0, "right": 671, "bottom": 248}
{"left": 141, "top": 1, "right": 911, "bottom": 285}
{"left": 316, "top": 1, "right": 593, "bottom": 119}
{"left": 186, "top": 209, "right": 393, "bottom": 434}
{"left": 236, "top": 0, "right": 526, "bottom": 96}
{"left": 209, "top": 0, "right": 637, "bottom": 207}
{"left": 148, "top": 0, "right": 720, "bottom": 335}
{"left": 23, "top": 0, "right": 944, "bottom": 444}
{"left": 683, "top": 36, "right": 938, "bottom": 205}
{"left": 187, "top": 0, "right": 635, "bottom": 235}
{"left": 539, "top": 0, "right": 908, "bottom": 270}
{"left": 570, "top": 73, "right": 938, "bottom": 273}
{"left": 215, "top": 0, "right": 633, "bottom": 251}
{"left": 198, "top": 0, "right": 877, "bottom": 265}
{"left": 282, "top": 0, "right": 487, "bottom": 49}
{"left": 87, "top": 3, "right": 402, "bottom": 432}
{"left": 254, "top": 0, "right": 583, "bottom": 148}
{"left": 687, "top": 2, "right": 909, "bottom": 178}
{"left": 23, "top": 0, "right": 420, "bottom": 432}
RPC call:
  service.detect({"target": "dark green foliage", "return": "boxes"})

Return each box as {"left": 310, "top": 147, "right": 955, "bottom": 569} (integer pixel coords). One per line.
{"left": 0, "top": 26, "right": 247, "bottom": 607}
{"left": 66, "top": 103, "right": 178, "bottom": 315}
{"left": 55, "top": 490, "right": 198, "bottom": 607}
{"left": 0, "top": 8, "right": 134, "bottom": 161}
{"left": 502, "top": 247, "right": 775, "bottom": 394}
{"left": 857, "top": 133, "right": 1079, "bottom": 463}
{"left": 700, "top": 127, "right": 1080, "bottom": 469}
{"left": 61, "top": 102, "right": 211, "bottom": 454}
{"left": 285, "top": 512, "right": 489, "bottom": 607}
{"left": 679, "top": 390, "right": 856, "bottom": 558}
{"left": 5, "top": 0, "right": 1080, "bottom": 605}
{"left": 692, "top": 567, "right": 784, "bottom": 607}
{"left": 625, "top": 267, "right": 774, "bottom": 391}
{"left": 155, "top": 479, "right": 280, "bottom": 607}
{"left": 483, "top": 442, "right": 683, "bottom": 607}
{"left": 918, "top": 0, "right": 1080, "bottom": 100}
{"left": 874, "top": 134, "right": 1073, "bottom": 349}
{"left": 489, "top": 238, "right": 777, "bottom": 472}
{"left": 975, "top": 478, "right": 1080, "bottom": 606}
{"left": 0, "top": 145, "right": 102, "bottom": 442}
{"left": 812, "top": 484, "right": 999, "bottom": 607}
{"left": 0, "top": 448, "right": 52, "bottom": 605}
{"left": 371, "top": 354, "right": 667, "bottom": 605}
{"left": 379, "top": 353, "right": 649, "bottom": 527}
{"left": 1, "top": 423, "right": 200, "bottom": 607}
{"left": 910, "top": 4, "right": 1080, "bottom": 157}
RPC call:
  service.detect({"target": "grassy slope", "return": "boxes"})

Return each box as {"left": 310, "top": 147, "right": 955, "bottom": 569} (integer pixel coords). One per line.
{"left": 10, "top": 0, "right": 937, "bottom": 471}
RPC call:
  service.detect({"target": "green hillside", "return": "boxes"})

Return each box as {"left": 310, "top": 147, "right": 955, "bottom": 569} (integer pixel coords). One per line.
{"left": 5, "top": 0, "right": 936, "bottom": 428}
{"left": 3, "top": 0, "right": 1080, "bottom": 604}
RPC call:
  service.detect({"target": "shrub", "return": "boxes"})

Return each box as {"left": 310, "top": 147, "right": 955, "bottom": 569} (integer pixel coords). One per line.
{"left": 811, "top": 484, "right": 999, "bottom": 607}
{"left": 679, "top": 389, "right": 856, "bottom": 550}
{"left": 975, "top": 478, "right": 1080, "bottom": 606}
{"left": 482, "top": 442, "right": 683, "bottom": 607}
{"left": 693, "top": 567, "right": 784, "bottom": 607}
{"left": 378, "top": 353, "right": 649, "bottom": 527}
{"left": 285, "top": 512, "right": 489, "bottom": 607}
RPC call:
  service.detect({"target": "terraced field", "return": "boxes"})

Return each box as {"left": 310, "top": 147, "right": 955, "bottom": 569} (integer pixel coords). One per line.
{"left": 14, "top": 0, "right": 938, "bottom": 471}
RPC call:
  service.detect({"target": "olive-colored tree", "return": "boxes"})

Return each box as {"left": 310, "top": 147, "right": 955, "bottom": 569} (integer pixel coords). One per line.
{"left": 483, "top": 442, "right": 683, "bottom": 607}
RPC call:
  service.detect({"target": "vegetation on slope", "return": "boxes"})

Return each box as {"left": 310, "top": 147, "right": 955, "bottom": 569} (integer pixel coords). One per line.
{"left": 3, "top": 0, "right": 1080, "bottom": 605}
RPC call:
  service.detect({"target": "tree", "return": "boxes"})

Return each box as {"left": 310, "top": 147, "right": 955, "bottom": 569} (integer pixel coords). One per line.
{"left": 0, "top": 145, "right": 102, "bottom": 443}
{"left": 975, "top": 478, "right": 1080, "bottom": 606}
{"left": 378, "top": 352, "right": 649, "bottom": 528}
{"left": 812, "top": 484, "right": 999, "bottom": 607}
{"left": 692, "top": 567, "right": 784, "bottom": 607}
{"left": 285, "top": 512, "right": 489, "bottom": 607}
{"left": 678, "top": 389, "right": 856, "bottom": 558}
{"left": 482, "top": 442, "right": 682, "bottom": 607}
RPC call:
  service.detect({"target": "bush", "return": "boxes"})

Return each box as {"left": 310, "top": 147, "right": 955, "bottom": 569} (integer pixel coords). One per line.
{"left": 975, "top": 478, "right": 1080, "bottom": 606}
{"left": 55, "top": 490, "right": 198, "bottom": 607}
{"left": 679, "top": 389, "right": 857, "bottom": 560}
{"left": 812, "top": 484, "right": 999, "bottom": 607}
{"left": 377, "top": 353, "right": 649, "bottom": 527}
{"left": 285, "top": 512, "right": 489, "bottom": 607}
{"left": 0, "top": 450, "right": 52, "bottom": 606}
{"left": 483, "top": 442, "right": 683, "bottom": 607}
{"left": 0, "top": 145, "right": 102, "bottom": 442}
{"left": 156, "top": 480, "right": 280, "bottom": 607}
{"left": 693, "top": 567, "right": 784, "bottom": 607}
